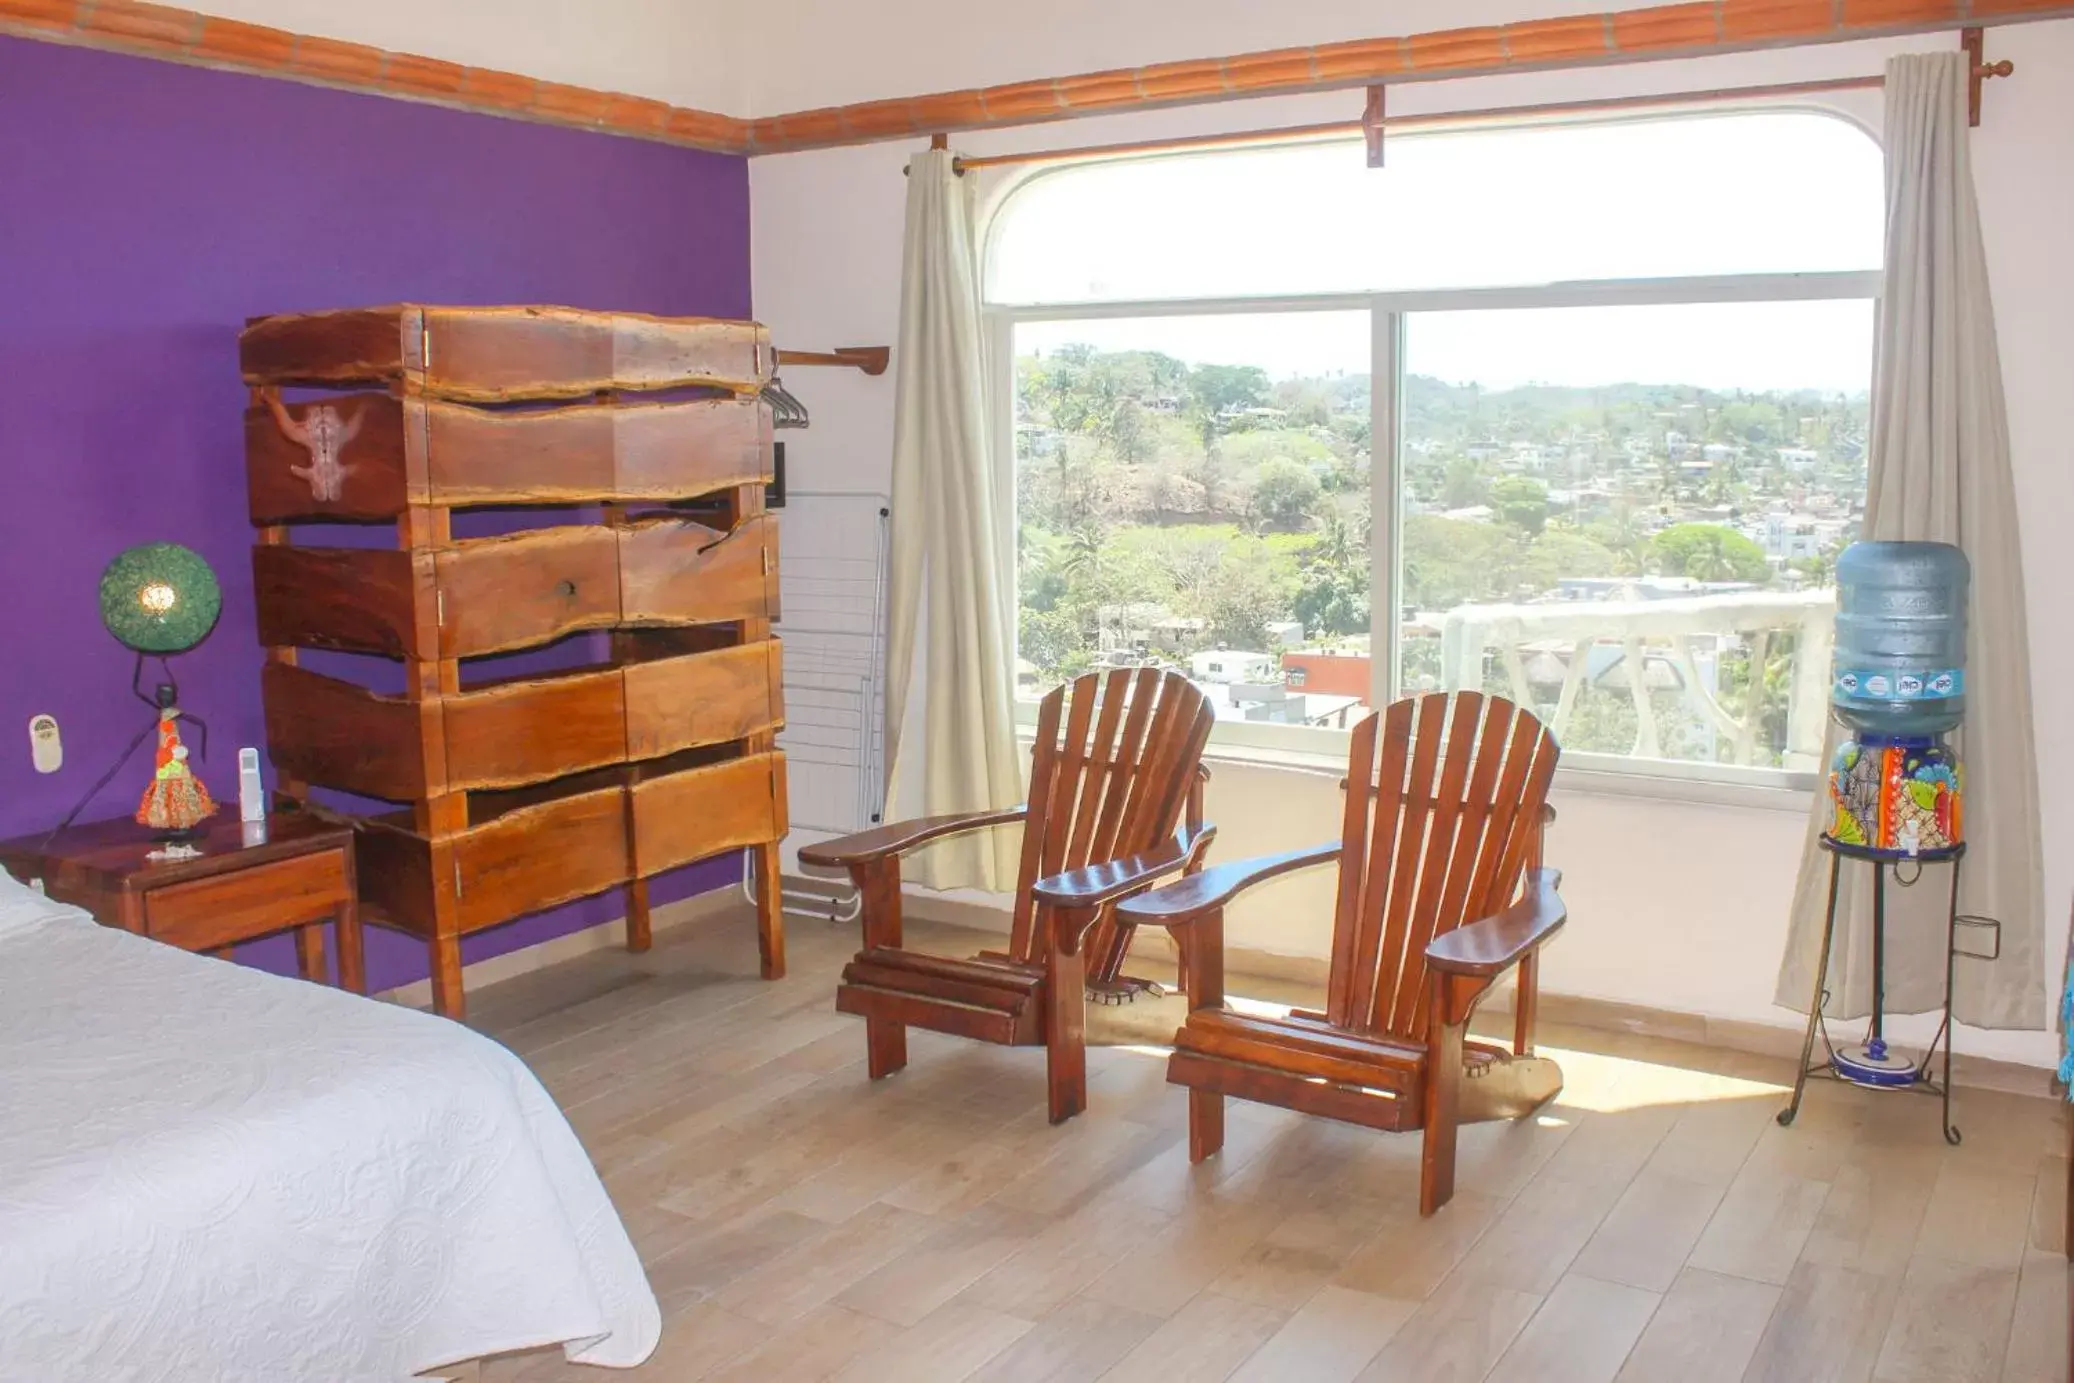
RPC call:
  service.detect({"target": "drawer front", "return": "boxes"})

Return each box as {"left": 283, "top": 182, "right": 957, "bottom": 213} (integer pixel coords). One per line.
{"left": 246, "top": 392, "right": 415, "bottom": 524}
{"left": 620, "top": 512, "right": 779, "bottom": 628}
{"left": 353, "top": 819, "right": 438, "bottom": 938}
{"left": 441, "top": 665, "right": 630, "bottom": 792}
{"left": 624, "top": 640, "right": 784, "bottom": 761}
{"left": 240, "top": 305, "right": 771, "bottom": 401}
{"left": 246, "top": 394, "right": 774, "bottom": 524}
{"left": 630, "top": 751, "right": 787, "bottom": 877}
{"left": 260, "top": 514, "right": 779, "bottom": 663}
{"left": 409, "top": 308, "right": 770, "bottom": 401}
{"left": 253, "top": 543, "right": 428, "bottom": 659}
{"left": 430, "top": 396, "right": 772, "bottom": 507}
{"left": 454, "top": 785, "right": 630, "bottom": 933}
{"left": 264, "top": 661, "right": 436, "bottom": 803}
{"left": 144, "top": 851, "right": 351, "bottom": 953}
{"left": 437, "top": 525, "right": 622, "bottom": 659}
{"left": 263, "top": 642, "right": 788, "bottom": 806}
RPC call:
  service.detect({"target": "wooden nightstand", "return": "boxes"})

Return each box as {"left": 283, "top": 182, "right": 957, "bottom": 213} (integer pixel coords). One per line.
{"left": 0, "top": 812, "right": 364, "bottom": 992}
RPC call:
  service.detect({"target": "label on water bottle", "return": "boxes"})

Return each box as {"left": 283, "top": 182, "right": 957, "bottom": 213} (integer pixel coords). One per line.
{"left": 1834, "top": 668, "right": 1962, "bottom": 700}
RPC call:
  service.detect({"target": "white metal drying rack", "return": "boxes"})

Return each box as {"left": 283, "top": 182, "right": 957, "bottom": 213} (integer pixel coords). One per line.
{"left": 742, "top": 490, "right": 890, "bottom": 923}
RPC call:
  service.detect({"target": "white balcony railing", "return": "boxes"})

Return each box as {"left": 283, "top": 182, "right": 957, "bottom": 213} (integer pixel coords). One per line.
{"left": 1436, "top": 590, "right": 1835, "bottom": 770}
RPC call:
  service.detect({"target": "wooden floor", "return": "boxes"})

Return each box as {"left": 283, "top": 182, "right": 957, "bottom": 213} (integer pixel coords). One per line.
{"left": 456, "top": 907, "right": 2070, "bottom": 1383}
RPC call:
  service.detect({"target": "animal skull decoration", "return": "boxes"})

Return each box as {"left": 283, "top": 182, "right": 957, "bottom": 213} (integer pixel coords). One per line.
{"left": 264, "top": 391, "right": 364, "bottom": 503}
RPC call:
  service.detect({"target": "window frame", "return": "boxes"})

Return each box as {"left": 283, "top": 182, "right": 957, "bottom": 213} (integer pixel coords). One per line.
{"left": 983, "top": 115, "right": 1881, "bottom": 795}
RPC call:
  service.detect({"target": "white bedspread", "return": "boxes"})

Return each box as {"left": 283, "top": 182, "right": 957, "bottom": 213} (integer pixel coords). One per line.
{"left": 0, "top": 882, "right": 660, "bottom": 1383}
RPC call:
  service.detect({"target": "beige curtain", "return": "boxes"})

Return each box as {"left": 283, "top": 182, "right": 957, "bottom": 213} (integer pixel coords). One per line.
{"left": 882, "top": 148, "right": 1023, "bottom": 890}
{"left": 1775, "top": 53, "right": 2043, "bottom": 1029}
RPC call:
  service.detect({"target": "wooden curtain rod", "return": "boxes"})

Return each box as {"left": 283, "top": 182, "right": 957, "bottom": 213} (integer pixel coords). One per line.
{"left": 951, "top": 38, "right": 2012, "bottom": 173}
{"left": 774, "top": 346, "right": 890, "bottom": 375}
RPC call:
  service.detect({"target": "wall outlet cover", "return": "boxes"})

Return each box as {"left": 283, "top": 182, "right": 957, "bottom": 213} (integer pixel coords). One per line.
{"left": 29, "top": 715, "right": 61, "bottom": 774}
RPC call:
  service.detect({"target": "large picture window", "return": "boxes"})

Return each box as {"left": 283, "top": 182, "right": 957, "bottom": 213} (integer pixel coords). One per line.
{"left": 986, "top": 109, "right": 1883, "bottom": 783}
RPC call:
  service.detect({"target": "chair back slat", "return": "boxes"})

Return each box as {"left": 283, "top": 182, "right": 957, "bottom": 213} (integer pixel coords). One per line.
{"left": 1079, "top": 687, "right": 1214, "bottom": 979}
{"left": 1324, "top": 711, "right": 1381, "bottom": 1026}
{"left": 1007, "top": 689, "right": 1067, "bottom": 959}
{"left": 1039, "top": 678, "right": 1101, "bottom": 884}
{"left": 1062, "top": 669, "right": 1133, "bottom": 869}
{"left": 1007, "top": 670, "right": 1213, "bottom": 965}
{"left": 1327, "top": 692, "right": 1561, "bottom": 1041}
{"left": 1460, "top": 706, "right": 1560, "bottom": 922}
{"left": 1407, "top": 697, "right": 1521, "bottom": 1035}
{"left": 1130, "top": 694, "right": 1212, "bottom": 854}
{"left": 1083, "top": 667, "right": 1161, "bottom": 864}
{"left": 1365, "top": 695, "right": 1449, "bottom": 1030}
{"left": 1380, "top": 693, "right": 1489, "bottom": 1033}
{"left": 1337, "top": 698, "right": 1413, "bottom": 1028}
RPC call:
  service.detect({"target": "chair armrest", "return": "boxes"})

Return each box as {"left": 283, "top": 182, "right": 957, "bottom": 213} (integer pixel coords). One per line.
{"left": 1114, "top": 840, "right": 1342, "bottom": 927}
{"left": 797, "top": 806, "right": 1027, "bottom": 870}
{"left": 1028, "top": 825, "right": 1215, "bottom": 912}
{"left": 1425, "top": 868, "right": 1566, "bottom": 978}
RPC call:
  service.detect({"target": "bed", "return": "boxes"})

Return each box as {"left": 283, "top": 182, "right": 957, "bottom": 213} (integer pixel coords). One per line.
{"left": 0, "top": 869, "right": 661, "bottom": 1382}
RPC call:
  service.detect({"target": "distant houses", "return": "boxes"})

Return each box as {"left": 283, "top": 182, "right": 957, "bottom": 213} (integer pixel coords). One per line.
{"left": 1757, "top": 509, "right": 1849, "bottom": 562}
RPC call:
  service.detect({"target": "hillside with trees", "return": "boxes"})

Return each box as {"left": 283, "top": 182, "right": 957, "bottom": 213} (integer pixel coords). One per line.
{"left": 1014, "top": 340, "right": 1867, "bottom": 760}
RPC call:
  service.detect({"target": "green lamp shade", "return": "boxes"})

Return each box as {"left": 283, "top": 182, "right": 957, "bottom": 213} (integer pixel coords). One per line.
{"left": 98, "top": 543, "right": 221, "bottom": 654}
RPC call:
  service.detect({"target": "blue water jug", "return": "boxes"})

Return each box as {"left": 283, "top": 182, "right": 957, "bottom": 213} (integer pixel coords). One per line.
{"left": 1831, "top": 540, "right": 1969, "bottom": 737}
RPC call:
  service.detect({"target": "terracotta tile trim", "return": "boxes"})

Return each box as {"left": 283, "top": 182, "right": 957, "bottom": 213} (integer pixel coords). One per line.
{"left": 0, "top": 0, "right": 755, "bottom": 151}
{"left": 813, "top": 0, "right": 2072, "bottom": 153}
{"left": 0, "top": 0, "right": 2070, "bottom": 159}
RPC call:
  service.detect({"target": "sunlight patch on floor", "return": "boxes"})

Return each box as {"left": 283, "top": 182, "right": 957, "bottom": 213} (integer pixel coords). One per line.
{"left": 1096, "top": 1016, "right": 1791, "bottom": 1118}
{"left": 1539, "top": 1043, "right": 1788, "bottom": 1114}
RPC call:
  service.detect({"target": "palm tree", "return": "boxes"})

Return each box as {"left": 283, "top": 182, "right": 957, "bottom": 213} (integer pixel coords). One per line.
{"left": 1062, "top": 522, "right": 1105, "bottom": 583}
{"left": 1315, "top": 507, "right": 1358, "bottom": 570}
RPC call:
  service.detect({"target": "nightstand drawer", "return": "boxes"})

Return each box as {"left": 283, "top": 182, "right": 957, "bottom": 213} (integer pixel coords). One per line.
{"left": 144, "top": 850, "right": 351, "bottom": 952}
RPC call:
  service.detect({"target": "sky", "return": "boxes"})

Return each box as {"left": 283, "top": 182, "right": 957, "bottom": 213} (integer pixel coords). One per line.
{"left": 997, "top": 109, "right": 1882, "bottom": 395}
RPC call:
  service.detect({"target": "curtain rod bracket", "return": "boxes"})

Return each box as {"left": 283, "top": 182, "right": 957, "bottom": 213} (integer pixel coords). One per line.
{"left": 904, "top": 135, "right": 969, "bottom": 176}
{"left": 775, "top": 346, "right": 891, "bottom": 376}
{"left": 1362, "top": 86, "right": 1385, "bottom": 169}
{"left": 1961, "top": 27, "right": 2013, "bottom": 128}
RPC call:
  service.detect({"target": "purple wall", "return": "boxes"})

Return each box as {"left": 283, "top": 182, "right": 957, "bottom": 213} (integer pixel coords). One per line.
{"left": 0, "top": 37, "right": 750, "bottom": 992}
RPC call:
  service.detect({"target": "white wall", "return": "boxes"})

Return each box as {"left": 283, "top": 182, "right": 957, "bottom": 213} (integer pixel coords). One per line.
{"left": 753, "top": 23, "right": 2074, "bottom": 1069}
{"left": 740, "top": 0, "right": 1607, "bottom": 115}
{"left": 178, "top": 0, "right": 752, "bottom": 115}
{"left": 1971, "top": 20, "right": 2074, "bottom": 1066}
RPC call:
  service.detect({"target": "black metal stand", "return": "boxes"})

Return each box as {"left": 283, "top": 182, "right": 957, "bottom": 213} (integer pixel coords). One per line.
{"left": 1777, "top": 836, "right": 1978, "bottom": 1146}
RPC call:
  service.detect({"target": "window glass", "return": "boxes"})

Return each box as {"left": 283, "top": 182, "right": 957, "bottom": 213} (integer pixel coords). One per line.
{"left": 1397, "top": 298, "right": 1873, "bottom": 770}
{"left": 988, "top": 113, "right": 1882, "bottom": 305}
{"left": 1014, "top": 312, "right": 1374, "bottom": 730}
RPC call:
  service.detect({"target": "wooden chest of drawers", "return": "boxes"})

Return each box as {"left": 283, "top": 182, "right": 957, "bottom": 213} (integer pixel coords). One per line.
{"left": 241, "top": 303, "right": 790, "bottom": 1018}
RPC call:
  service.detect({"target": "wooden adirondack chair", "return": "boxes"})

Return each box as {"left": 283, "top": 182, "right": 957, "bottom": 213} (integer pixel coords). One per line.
{"left": 799, "top": 668, "right": 1216, "bottom": 1124}
{"left": 1117, "top": 691, "right": 1565, "bottom": 1215}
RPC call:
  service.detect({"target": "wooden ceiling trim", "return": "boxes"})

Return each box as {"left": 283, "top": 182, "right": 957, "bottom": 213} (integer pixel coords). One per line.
{"left": 762, "top": 0, "right": 2072, "bottom": 153}
{"left": 0, "top": 0, "right": 2069, "bottom": 159}
{"left": 0, "top": 0, "right": 756, "bottom": 153}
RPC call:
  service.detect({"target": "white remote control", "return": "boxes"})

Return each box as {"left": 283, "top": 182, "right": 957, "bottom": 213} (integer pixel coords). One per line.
{"left": 238, "top": 747, "right": 265, "bottom": 822}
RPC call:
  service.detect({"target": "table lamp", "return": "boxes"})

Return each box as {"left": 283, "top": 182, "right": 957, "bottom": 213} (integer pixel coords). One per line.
{"left": 98, "top": 541, "right": 221, "bottom": 660}
{"left": 45, "top": 544, "right": 223, "bottom": 847}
